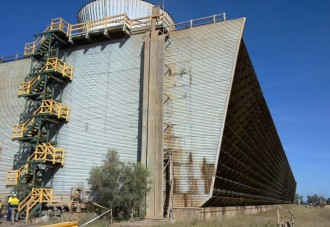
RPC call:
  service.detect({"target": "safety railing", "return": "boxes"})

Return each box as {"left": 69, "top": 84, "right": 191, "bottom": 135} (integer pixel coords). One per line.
{"left": 4, "top": 12, "right": 227, "bottom": 61}
{"left": 30, "top": 143, "right": 65, "bottom": 165}
{"left": 42, "top": 57, "right": 73, "bottom": 80}
{"left": 0, "top": 54, "right": 26, "bottom": 63}
{"left": 6, "top": 164, "right": 29, "bottom": 186}
{"left": 19, "top": 188, "right": 53, "bottom": 221}
{"left": 69, "top": 14, "right": 129, "bottom": 37}
{"left": 48, "top": 17, "right": 70, "bottom": 35}
{"left": 18, "top": 75, "right": 41, "bottom": 96}
{"left": 52, "top": 194, "right": 71, "bottom": 203}
{"left": 38, "top": 99, "right": 70, "bottom": 121}
{"left": 18, "top": 58, "right": 73, "bottom": 96}
{"left": 23, "top": 13, "right": 172, "bottom": 50}
{"left": 12, "top": 99, "right": 69, "bottom": 139}
{"left": 170, "top": 13, "right": 226, "bottom": 30}
{"left": 24, "top": 33, "right": 49, "bottom": 56}
{"left": 12, "top": 117, "right": 36, "bottom": 139}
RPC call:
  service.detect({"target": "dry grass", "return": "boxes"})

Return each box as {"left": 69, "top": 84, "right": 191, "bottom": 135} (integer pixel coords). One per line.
{"left": 158, "top": 205, "right": 330, "bottom": 227}
{"left": 47, "top": 205, "right": 330, "bottom": 227}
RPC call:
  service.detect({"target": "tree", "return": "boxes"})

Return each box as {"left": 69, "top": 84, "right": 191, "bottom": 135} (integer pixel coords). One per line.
{"left": 88, "top": 149, "right": 150, "bottom": 219}
{"left": 327, "top": 198, "right": 330, "bottom": 205}
{"left": 294, "top": 194, "right": 303, "bottom": 205}
{"left": 307, "top": 194, "right": 320, "bottom": 205}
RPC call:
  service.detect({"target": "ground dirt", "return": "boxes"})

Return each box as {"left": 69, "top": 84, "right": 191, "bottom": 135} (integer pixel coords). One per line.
{"left": 0, "top": 205, "right": 329, "bottom": 226}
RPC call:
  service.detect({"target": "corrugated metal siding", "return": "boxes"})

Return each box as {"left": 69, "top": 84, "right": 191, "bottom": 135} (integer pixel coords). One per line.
{"left": 164, "top": 19, "right": 245, "bottom": 207}
{"left": 78, "top": 0, "right": 174, "bottom": 25}
{"left": 0, "top": 59, "right": 30, "bottom": 199}
{"left": 51, "top": 34, "right": 144, "bottom": 195}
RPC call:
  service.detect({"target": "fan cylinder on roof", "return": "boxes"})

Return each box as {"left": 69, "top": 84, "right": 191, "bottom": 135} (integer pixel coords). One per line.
{"left": 77, "top": 0, "right": 175, "bottom": 27}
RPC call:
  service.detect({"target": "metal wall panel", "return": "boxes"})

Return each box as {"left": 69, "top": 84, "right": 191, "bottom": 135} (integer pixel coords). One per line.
{"left": 78, "top": 0, "right": 174, "bottom": 25}
{"left": 51, "top": 34, "right": 144, "bottom": 196}
{"left": 164, "top": 19, "right": 245, "bottom": 207}
{"left": 0, "top": 59, "right": 30, "bottom": 199}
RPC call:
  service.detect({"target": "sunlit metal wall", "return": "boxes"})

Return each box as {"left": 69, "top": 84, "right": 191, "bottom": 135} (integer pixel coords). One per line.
{"left": 78, "top": 0, "right": 175, "bottom": 25}
{"left": 51, "top": 34, "right": 145, "bottom": 195}
{"left": 0, "top": 59, "right": 30, "bottom": 199}
{"left": 164, "top": 19, "right": 245, "bottom": 207}
{"left": 0, "top": 15, "right": 295, "bottom": 208}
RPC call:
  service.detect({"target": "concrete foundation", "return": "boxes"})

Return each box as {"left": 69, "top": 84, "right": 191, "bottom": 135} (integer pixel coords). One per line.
{"left": 173, "top": 205, "right": 281, "bottom": 221}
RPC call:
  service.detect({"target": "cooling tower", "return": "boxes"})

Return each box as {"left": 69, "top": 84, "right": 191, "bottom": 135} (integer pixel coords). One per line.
{"left": 0, "top": 0, "right": 295, "bottom": 221}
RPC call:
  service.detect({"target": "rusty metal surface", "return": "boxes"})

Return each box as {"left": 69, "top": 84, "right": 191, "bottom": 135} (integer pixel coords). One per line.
{"left": 0, "top": 59, "right": 30, "bottom": 199}
{"left": 164, "top": 18, "right": 246, "bottom": 208}
{"left": 204, "top": 41, "right": 296, "bottom": 207}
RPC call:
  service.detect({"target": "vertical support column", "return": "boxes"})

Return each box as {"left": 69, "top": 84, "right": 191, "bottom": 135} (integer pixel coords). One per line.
{"left": 141, "top": 6, "right": 166, "bottom": 219}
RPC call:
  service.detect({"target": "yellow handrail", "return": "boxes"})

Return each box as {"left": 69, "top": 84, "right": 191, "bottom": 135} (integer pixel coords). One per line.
{"left": 18, "top": 57, "right": 73, "bottom": 96}
{"left": 12, "top": 117, "right": 36, "bottom": 139}
{"left": 24, "top": 13, "right": 172, "bottom": 55}
{"left": 42, "top": 57, "right": 73, "bottom": 80}
{"left": 19, "top": 188, "right": 53, "bottom": 221}
{"left": 18, "top": 75, "right": 41, "bottom": 96}
{"left": 38, "top": 99, "right": 70, "bottom": 121}
{"left": 7, "top": 143, "right": 65, "bottom": 185}
{"left": 30, "top": 143, "right": 65, "bottom": 165}
{"left": 6, "top": 163, "right": 29, "bottom": 186}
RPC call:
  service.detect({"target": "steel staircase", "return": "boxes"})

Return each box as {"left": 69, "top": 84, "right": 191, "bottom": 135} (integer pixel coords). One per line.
{"left": 18, "top": 57, "right": 73, "bottom": 97}
{"left": 12, "top": 99, "right": 70, "bottom": 140}
{"left": 19, "top": 188, "right": 53, "bottom": 221}
{"left": 6, "top": 143, "right": 65, "bottom": 186}
{"left": 30, "top": 143, "right": 65, "bottom": 165}
{"left": 6, "top": 164, "right": 29, "bottom": 186}
{"left": 7, "top": 17, "right": 74, "bottom": 221}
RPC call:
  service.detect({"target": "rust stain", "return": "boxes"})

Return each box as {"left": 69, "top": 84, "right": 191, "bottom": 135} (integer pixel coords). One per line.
{"left": 189, "top": 73, "right": 192, "bottom": 85}
{"left": 188, "top": 152, "right": 193, "bottom": 164}
{"left": 189, "top": 178, "right": 198, "bottom": 194}
{"left": 201, "top": 157, "right": 214, "bottom": 194}
{"left": 183, "top": 193, "right": 188, "bottom": 207}
{"left": 188, "top": 152, "right": 198, "bottom": 193}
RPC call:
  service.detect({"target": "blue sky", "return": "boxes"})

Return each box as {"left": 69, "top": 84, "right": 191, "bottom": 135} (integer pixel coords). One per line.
{"left": 1, "top": 0, "right": 329, "bottom": 200}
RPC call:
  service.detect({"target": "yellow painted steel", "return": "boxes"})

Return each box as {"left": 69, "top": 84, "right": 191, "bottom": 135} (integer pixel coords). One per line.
{"left": 18, "top": 58, "right": 73, "bottom": 96}
{"left": 38, "top": 99, "right": 70, "bottom": 121}
{"left": 24, "top": 13, "right": 171, "bottom": 56}
{"left": 6, "top": 143, "right": 65, "bottom": 186}
{"left": 19, "top": 188, "right": 54, "bottom": 221}
{"left": 6, "top": 164, "right": 28, "bottom": 186}
{"left": 48, "top": 18, "right": 70, "bottom": 35}
{"left": 12, "top": 117, "right": 36, "bottom": 139}
{"left": 41, "top": 222, "right": 78, "bottom": 227}
{"left": 30, "top": 143, "right": 65, "bottom": 165}
{"left": 18, "top": 75, "right": 41, "bottom": 96}
{"left": 12, "top": 99, "right": 70, "bottom": 140}
{"left": 24, "top": 35, "right": 46, "bottom": 56}
{"left": 18, "top": 188, "right": 74, "bottom": 221}
{"left": 42, "top": 57, "right": 73, "bottom": 80}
